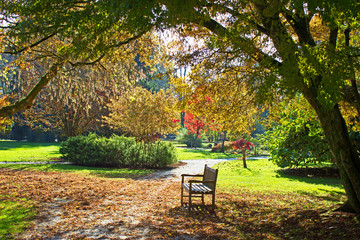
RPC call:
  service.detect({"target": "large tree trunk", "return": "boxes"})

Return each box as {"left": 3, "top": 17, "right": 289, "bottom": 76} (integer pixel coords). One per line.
{"left": 304, "top": 92, "right": 360, "bottom": 213}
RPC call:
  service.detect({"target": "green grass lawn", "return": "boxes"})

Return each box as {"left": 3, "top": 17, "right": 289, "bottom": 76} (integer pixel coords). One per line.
{"left": 176, "top": 147, "right": 239, "bottom": 160}
{"left": 0, "top": 140, "right": 61, "bottom": 162}
{"left": 0, "top": 198, "right": 35, "bottom": 240}
{"left": 215, "top": 159, "right": 345, "bottom": 208}
{"left": 0, "top": 140, "right": 244, "bottom": 162}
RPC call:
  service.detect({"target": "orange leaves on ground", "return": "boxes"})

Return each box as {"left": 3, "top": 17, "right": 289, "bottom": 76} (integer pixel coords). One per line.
{"left": 0, "top": 169, "right": 359, "bottom": 239}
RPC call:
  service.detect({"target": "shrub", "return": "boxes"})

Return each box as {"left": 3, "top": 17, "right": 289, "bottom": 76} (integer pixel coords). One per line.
{"left": 211, "top": 141, "right": 234, "bottom": 152}
{"left": 265, "top": 123, "right": 332, "bottom": 168}
{"left": 176, "top": 127, "right": 203, "bottom": 148}
{"left": 60, "top": 133, "right": 177, "bottom": 168}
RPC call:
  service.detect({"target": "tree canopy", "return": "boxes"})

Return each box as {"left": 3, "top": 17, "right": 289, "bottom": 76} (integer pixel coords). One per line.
{"left": 104, "top": 86, "right": 179, "bottom": 143}
{"left": 1, "top": 0, "right": 360, "bottom": 213}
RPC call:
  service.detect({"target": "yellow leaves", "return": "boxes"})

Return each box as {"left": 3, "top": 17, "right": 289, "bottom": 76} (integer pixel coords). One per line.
{"left": 309, "top": 14, "right": 330, "bottom": 43}
{"left": 0, "top": 96, "right": 13, "bottom": 131}
{"left": 340, "top": 101, "right": 360, "bottom": 131}
{"left": 105, "top": 86, "right": 179, "bottom": 142}
{"left": 171, "top": 61, "right": 261, "bottom": 136}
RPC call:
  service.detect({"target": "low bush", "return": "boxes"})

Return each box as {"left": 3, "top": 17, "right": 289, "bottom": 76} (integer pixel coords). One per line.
{"left": 60, "top": 133, "right": 177, "bottom": 168}
{"left": 211, "top": 141, "right": 234, "bottom": 152}
{"left": 176, "top": 127, "right": 203, "bottom": 148}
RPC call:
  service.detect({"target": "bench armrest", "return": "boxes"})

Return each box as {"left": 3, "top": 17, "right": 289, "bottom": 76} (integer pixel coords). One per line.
{"left": 181, "top": 174, "right": 204, "bottom": 183}
{"left": 189, "top": 180, "right": 215, "bottom": 184}
{"left": 181, "top": 174, "right": 204, "bottom": 177}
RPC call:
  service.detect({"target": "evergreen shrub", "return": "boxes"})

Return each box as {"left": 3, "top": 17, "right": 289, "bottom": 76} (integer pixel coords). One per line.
{"left": 60, "top": 133, "right": 177, "bottom": 168}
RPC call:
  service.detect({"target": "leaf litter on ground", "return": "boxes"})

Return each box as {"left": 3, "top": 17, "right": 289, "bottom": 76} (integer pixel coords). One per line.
{"left": 0, "top": 168, "right": 359, "bottom": 239}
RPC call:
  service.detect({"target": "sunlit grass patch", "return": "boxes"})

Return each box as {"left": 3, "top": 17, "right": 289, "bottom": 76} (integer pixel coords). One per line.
{"left": 0, "top": 141, "right": 61, "bottom": 162}
{"left": 176, "top": 147, "right": 238, "bottom": 160}
{"left": 215, "top": 159, "right": 345, "bottom": 207}
{"left": 0, "top": 198, "right": 35, "bottom": 239}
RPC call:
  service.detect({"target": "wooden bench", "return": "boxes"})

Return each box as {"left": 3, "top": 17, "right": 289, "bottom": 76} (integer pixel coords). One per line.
{"left": 181, "top": 164, "right": 218, "bottom": 210}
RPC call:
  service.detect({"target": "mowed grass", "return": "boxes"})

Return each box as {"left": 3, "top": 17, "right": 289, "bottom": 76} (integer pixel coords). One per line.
{"left": 215, "top": 159, "right": 345, "bottom": 207}
{"left": 176, "top": 147, "right": 239, "bottom": 160}
{"left": 0, "top": 198, "right": 36, "bottom": 240}
{"left": 0, "top": 140, "right": 61, "bottom": 162}
{"left": 1, "top": 140, "right": 239, "bottom": 162}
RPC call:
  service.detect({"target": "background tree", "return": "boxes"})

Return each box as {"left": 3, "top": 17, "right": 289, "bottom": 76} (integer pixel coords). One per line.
{"left": 104, "top": 86, "right": 179, "bottom": 143}
{"left": 232, "top": 138, "right": 255, "bottom": 168}
{"left": 21, "top": 65, "right": 117, "bottom": 137}
{"left": 0, "top": 0, "right": 155, "bottom": 116}
{"left": 171, "top": 60, "right": 263, "bottom": 152}
{"left": 183, "top": 111, "right": 206, "bottom": 148}
{"left": 1, "top": 29, "right": 161, "bottom": 137}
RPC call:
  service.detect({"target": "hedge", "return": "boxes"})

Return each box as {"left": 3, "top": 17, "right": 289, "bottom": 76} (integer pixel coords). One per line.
{"left": 60, "top": 133, "right": 177, "bottom": 168}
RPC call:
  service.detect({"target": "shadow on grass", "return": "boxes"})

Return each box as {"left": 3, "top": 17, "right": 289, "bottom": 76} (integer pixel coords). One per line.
{"left": 0, "top": 200, "right": 35, "bottom": 239}
{"left": 276, "top": 168, "right": 343, "bottom": 187}
{"left": 157, "top": 196, "right": 358, "bottom": 240}
{"left": 0, "top": 141, "right": 61, "bottom": 150}
{"left": 0, "top": 164, "right": 153, "bottom": 180}
{"left": 294, "top": 189, "right": 346, "bottom": 203}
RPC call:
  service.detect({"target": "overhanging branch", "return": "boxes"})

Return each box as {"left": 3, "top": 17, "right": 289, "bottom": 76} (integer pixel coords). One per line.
{"left": 199, "top": 18, "right": 281, "bottom": 69}
{"left": 0, "top": 60, "right": 64, "bottom": 118}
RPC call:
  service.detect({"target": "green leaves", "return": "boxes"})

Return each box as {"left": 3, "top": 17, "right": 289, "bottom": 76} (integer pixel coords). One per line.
{"left": 60, "top": 133, "right": 177, "bottom": 168}
{"left": 266, "top": 95, "right": 332, "bottom": 168}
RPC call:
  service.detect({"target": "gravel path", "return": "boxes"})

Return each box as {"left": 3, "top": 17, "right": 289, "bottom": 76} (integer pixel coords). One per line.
{"left": 0, "top": 157, "right": 269, "bottom": 180}
{"left": 140, "top": 156, "right": 269, "bottom": 180}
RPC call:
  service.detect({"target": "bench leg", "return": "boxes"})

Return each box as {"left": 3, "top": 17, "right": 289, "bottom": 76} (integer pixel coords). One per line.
{"left": 212, "top": 193, "right": 215, "bottom": 208}
{"left": 201, "top": 193, "right": 204, "bottom": 205}
{"left": 181, "top": 187, "right": 184, "bottom": 206}
{"left": 189, "top": 192, "right": 192, "bottom": 211}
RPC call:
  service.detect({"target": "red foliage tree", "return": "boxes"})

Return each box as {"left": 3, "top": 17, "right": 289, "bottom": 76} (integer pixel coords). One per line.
{"left": 232, "top": 138, "right": 254, "bottom": 168}
{"left": 184, "top": 112, "right": 206, "bottom": 147}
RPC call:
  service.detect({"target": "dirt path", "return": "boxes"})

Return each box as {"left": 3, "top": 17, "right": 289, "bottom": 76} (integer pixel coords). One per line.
{"left": 140, "top": 157, "right": 269, "bottom": 180}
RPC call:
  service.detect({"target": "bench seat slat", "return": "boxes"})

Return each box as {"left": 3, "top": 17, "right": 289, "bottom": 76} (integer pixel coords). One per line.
{"left": 183, "top": 183, "right": 213, "bottom": 193}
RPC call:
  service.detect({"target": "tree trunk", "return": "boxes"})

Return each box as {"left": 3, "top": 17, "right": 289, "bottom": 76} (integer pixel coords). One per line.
{"left": 242, "top": 147, "right": 247, "bottom": 168}
{"left": 221, "top": 131, "right": 227, "bottom": 153}
{"left": 304, "top": 93, "right": 360, "bottom": 213}
{"left": 0, "top": 61, "right": 63, "bottom": 118}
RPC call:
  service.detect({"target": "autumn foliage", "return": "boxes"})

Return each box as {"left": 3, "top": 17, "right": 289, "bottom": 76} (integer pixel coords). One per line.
{"left": 0, "top": 96, "right": 13, "bottom": 131}
{"left": 184, "top": 112, "right": 206, "bottom": 138}
{"left": 232, "top": 138, "right": 254, "bottom": 151}
{"left": 232, "top": 138, "right": 254, "bottom": 168}
{"left": 105, "top": 87, "right": 179, "bottom": 143}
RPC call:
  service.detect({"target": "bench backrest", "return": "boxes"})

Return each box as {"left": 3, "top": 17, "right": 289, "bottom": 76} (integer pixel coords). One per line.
{"left": 203, "top": 165, "right": 218, "bottom": 190}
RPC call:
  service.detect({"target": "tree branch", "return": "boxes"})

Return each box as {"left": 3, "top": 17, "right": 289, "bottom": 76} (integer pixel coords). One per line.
{"left": 200, "top": 18, "right": 281, "bottom": 69}
{"left": 4, "top": 32, "right": 58, "bottom": 55}
{"left": 0, "top": 60, "right": 64, "bottom": 118}
{"left": 281, "top": 8, "right": 316, "bottom": 46}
